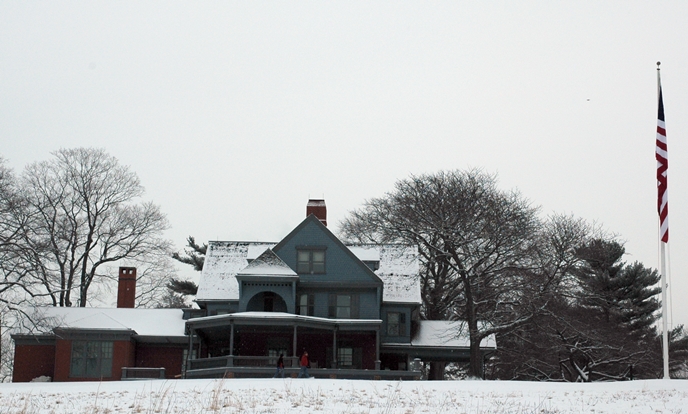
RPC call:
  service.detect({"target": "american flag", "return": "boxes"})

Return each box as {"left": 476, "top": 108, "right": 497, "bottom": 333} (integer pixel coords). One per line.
{"left": 656, "top": 85, "right": 669, "bottom": 243}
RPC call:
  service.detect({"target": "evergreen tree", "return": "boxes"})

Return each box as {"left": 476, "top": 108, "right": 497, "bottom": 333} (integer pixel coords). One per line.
{"left": 166, "top": 236, "right": 203, "bottom": 305}
{"left": 493, "top": 239, "right": 665, "bottom": 381}
{"left": 172, "top": 236, "right": 206, "bottom": 272}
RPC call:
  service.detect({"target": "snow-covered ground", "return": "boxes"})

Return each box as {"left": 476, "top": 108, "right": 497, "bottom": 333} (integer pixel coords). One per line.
{"left": 1, "top": 378, "right": 687, "bottom": 413}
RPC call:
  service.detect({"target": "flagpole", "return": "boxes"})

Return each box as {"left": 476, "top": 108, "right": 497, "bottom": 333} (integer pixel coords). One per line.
{"left": 657, "top": 61, "right": 670, "bottom": 379}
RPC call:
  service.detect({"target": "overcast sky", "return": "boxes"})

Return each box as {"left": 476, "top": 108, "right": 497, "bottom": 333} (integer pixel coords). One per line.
{"left": 2, "top": 1, "right": 687, "bottom": 328}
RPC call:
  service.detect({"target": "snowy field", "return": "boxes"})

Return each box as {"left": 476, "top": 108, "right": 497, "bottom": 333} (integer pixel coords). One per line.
{"left": 1, "top": 378, "right": 687, "bottom": 414}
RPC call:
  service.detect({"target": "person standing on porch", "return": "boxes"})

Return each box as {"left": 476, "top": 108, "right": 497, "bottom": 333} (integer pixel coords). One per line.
{"left": 297, "top": 351, "right": 310, "bottom": 378}
{"left": 273, "top": 354, "right": 285, "bottom": 378}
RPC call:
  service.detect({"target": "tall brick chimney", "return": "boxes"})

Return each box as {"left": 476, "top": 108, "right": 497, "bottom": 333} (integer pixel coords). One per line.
{"left": 307, "top": 199, "right": 327, "bottom": 226}
{"left": 117, "top": 267, "right": 136, "bottom": 308}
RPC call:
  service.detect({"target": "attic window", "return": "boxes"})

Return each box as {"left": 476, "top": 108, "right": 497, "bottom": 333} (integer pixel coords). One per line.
{"left": 297, "top": 248, "right": 326, "bottom": 274}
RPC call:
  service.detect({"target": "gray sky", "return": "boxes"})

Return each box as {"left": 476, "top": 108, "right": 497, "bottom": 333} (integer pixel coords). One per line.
{"left": 2, "top": 1, "right": 687, "bottom": 328}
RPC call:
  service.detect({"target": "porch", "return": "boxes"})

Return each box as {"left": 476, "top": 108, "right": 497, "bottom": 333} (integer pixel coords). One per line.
{"left": 184, "top": 355, "right": 421, "bottom": 380}
{"left": 184, "top": 312, "right": 419, "bottom": 379}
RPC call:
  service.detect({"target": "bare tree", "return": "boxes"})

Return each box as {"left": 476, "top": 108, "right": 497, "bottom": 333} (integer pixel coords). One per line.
{"left": 340, "top": 169, "right": 572, "bottom": 378}
{"left": 1, "top": 152, "right": 173, "bottom": 381}
{"left": 0, "top": 158, "right": 38, "bottom": 380}
{"left": 17, "top": 148, "right": 171, "bottom": 307}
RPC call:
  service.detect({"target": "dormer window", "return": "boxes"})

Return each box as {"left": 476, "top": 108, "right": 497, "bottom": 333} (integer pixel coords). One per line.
{"left": 296, "top": 247, "right": 326, "bottom": 274}
{"left": 363, "top": 260, "right": 380, "bottom": 271}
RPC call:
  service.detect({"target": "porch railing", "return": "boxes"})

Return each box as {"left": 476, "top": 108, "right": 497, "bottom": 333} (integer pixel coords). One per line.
{"left": 184, "top": 365, "right": 421, "bottom": 381}
{"left": 187, "top": 356, "right": 301, "bottom": 371}
{"left": 121, "top": 367, "right": 166, "bottom": 380}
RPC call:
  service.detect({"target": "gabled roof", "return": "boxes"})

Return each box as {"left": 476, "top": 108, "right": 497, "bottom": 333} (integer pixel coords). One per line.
{"left": 237, "top": 248, "right": 297, "bottom": 277}
{"left": 272, "top": 214, "right": 384, "bottom": 285}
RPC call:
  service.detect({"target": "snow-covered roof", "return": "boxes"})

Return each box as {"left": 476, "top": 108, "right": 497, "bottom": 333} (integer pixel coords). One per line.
{"left": 26, "top": 307, "right": 186, "bottom": 338}
{"left": 196, "top": 242, "right": 276, "bottom": 301}
{"left": 411, "top": 321, "right": 496, "bottom": 349}
{"left": 197, "top": 242, "right": 421, "bottom": 304}
{"left": 368, "top": 244, "right": 421, "bottom": 304}
{"left": 192, "top": 311, "right": 381, "bottom": 325}
{"left": 347, "top": 245, "right": 380, "bottom": 261}
{"left": 237, "top": 249, "right": 297, "bottom": 277}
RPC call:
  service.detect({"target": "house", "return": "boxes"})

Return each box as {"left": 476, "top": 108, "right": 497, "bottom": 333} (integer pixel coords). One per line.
{"left": 12, "top": 199, "right": 495, "bottom": 382}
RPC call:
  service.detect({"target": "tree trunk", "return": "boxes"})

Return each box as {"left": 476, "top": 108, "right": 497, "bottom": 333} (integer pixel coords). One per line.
{"left": 428, "top": 361, "right": 446, "bottom": 380}
{"left": 469, "top": 335, "right": 483, "bottom": 378}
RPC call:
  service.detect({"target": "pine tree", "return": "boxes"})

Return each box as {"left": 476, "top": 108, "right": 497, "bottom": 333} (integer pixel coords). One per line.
{"left": 493, "top": 239, "right": 664, "bottom": 381}
{"left": 172, "top": 236, "right": 207, "bottom": 272}
{"left": 166, "top": 236, "right": 204, "bottom": 305}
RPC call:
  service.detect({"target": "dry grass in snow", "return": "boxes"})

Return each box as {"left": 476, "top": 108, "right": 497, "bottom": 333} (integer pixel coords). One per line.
{"left": 0, "top": 378, "right": 687, "bottom": 413}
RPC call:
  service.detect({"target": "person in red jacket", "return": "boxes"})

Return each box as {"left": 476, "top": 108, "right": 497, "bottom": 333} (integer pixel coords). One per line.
{"left": 273, "top": 354, "right": 285, "bottom": 378}
{"left": 297, "top": 351, "right": 310, "bottom": 378}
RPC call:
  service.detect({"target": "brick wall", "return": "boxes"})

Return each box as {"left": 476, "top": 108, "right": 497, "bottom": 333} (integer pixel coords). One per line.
{"left": 12, "top": 343, "right": 56, "bottom": 382}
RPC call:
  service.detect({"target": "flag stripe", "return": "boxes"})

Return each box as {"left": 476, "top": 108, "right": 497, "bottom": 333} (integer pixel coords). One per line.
{"left": 656, "top": 86, "right": 669, "bottom": 243}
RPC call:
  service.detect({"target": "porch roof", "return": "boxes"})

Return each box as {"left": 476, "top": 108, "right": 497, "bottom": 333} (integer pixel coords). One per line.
{"left": 411, "top": 320, "right": 497, "bottom": 349}
{"left": 380, "top": 321, "right": 496, "bottom": 362}
{"left": 186, "top": 311, "right": 382, "bottom": 331}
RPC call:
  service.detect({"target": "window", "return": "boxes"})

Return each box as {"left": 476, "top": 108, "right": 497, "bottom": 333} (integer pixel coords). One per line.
{"left": 387, "top": 312, "right": 406, "bottom": 336}
{"left": 183, "top": 348, "right": 197, "bottom": 363}
{"left": 328, "top": 294, "right": 359, "bottom": 319}
{"left": 328, "top": 345, "right": 362, "bottom": 368}
{"left": 267, "top": 338, "right": 289, "bottom": 364}
{"left": 182, "top": 347, "right": 198, "bottom": 373}
{"left": 70, "top": 341, "right": 113, "bottom": 378}
{"left": 297, "top": 293, "right": 315, "bottom": 316}
{"left": 338, "top": 347, "right": 353, "bottom": 367}
{"left": 297, "top": 249, "right": 326, "bottom": 274}
{"left": 263, "top": 292, "right": 275, "bottom": 312}
{"left": 336, "top": 295, "right": 351, "bottom": 318}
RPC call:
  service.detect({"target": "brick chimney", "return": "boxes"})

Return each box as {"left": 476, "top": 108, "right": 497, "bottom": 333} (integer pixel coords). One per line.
{"left": 117, "top": 267, "right": 136, "bottom": 308}
{"left": 306, "top": 199, "right": 327, "bottom": 226}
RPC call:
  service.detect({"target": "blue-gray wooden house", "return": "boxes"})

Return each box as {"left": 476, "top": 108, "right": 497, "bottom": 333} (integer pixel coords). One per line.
{"left": 184, "top": 200, "right": 496, "bottom": 379}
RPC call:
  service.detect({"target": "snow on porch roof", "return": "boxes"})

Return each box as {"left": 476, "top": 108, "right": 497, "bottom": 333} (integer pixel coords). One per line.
{"left": 27, "top": 307, "right": 187, "bottom": 338}
{"left": 411, "top": 321, "right": 497, "bottom": 349}
{"left": 197, "top": 242, "right": 421, "bottom": 304}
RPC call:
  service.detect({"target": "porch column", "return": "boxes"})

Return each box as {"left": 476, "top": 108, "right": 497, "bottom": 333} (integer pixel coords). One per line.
{"left": 185, "top": 328, "right": 194, "bottom": 378}
{"left": 197, "top": 330, "right": 203, "bottom": 357}
{"left": 375, "top": 327, "right": 381, "bottom": 370}
{"left": 293, "top": 325, "right": 298, "bottom": 358}
{"left": 332, "top": 326, "right": 338, "bottom": 369}
{"left": 187, "top": 328, "right": 194, "bottom": 358}
{"left": 229, "top": 322, "right": 234, "bottom": 355}
{"left": 228, "top": 322, "right": 234, "bottom": 367}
